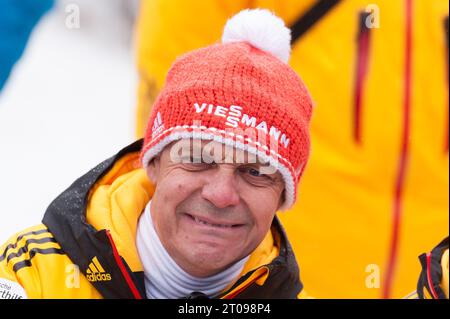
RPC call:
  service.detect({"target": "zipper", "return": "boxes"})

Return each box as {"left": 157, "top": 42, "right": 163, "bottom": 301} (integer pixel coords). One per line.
{"left": 353, "top": 11, "right": 372, "bottom": 144}
{"left": 383, "top": 0, "right": 413, "bottom": 299}
{"left": 425, "top": 252, "right": 439, "bottom": 299}
{"left": 444, "top": 16, "right": 449, "bottom": 153}
{"left": 105, "top": 230, "right": 143, "bottom": 299}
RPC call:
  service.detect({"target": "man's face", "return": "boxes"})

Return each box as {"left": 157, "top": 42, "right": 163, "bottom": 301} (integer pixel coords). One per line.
{"left": 146, "top": 139, "right": 285, "bottom": 277}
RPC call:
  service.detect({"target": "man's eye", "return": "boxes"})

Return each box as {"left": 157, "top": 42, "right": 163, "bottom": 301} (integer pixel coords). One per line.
{"left": 241, "top": 167, "right": 267, "bottom": 179}
{"left": 247, "top": 168, "right": 262, "bottom": 177}
{"left": 239, "top": 166, "right": 277, "bottom": 186}
{"left": 180, "top": 157, "right": 215, "bottom": 171}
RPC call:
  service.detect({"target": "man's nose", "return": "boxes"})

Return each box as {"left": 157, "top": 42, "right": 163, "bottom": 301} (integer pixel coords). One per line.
{"left": 201, "top": 167, "right": 240, "bottom": 209}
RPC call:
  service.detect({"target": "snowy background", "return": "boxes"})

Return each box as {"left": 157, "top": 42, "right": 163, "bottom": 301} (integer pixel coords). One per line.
{"left": 0, "top": 0, "right": 139, "bottom": 242}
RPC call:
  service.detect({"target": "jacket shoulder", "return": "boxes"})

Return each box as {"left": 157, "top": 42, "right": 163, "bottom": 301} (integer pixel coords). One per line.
{"left": 0, "top": 224, "right": 64, "bottom": 299}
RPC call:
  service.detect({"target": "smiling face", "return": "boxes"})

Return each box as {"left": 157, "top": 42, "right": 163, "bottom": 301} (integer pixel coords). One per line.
{"left": 145, "top": 139, "right": 285, "bottom": 277}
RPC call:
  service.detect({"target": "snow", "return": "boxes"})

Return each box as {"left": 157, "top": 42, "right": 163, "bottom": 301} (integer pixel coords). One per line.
{"left": 0, "top": 0, "right": 138, "bottom": 242}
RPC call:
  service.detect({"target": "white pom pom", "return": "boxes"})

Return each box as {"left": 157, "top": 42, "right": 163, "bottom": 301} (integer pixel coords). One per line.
{"left": 222, "top": 9, "right": 291, "bottom": 63}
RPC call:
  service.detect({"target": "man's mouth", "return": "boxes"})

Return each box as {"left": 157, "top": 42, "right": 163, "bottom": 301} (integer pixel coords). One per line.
{"left": 185, "top": 213, "right": 243, "bottom": 229}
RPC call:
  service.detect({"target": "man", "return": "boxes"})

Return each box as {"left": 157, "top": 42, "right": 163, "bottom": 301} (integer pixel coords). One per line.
{"left": 0, "top": 9, "right": 311, "bottom": 299}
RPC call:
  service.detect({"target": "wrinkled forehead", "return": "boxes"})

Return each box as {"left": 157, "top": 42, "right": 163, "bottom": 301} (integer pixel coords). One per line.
{"left": 161, "top": 138, "right": 280, "bottom": 174}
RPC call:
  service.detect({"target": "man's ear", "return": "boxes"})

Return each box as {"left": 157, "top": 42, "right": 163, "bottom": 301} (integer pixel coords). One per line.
{"left": 146, "top": 157, "right": 160, "bottom": 184}
{"left": 277, "top": 190, "right": 286, "bottom": 211}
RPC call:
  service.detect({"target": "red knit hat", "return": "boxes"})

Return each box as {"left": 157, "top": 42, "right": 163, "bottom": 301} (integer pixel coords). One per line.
{"left": 140, "top": 9, "right": 313, "bottom": 210}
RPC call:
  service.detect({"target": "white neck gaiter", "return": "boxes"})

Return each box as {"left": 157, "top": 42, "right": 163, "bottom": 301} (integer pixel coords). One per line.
{"left": 136, "top": 201, "right": 249, "bottom": 299}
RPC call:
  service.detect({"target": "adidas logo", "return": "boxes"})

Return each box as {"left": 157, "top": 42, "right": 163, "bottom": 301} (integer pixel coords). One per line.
{"left": 152, "top": 112, "right": 164, "bottom": 137}
{"left": 86, "top": 257, "right": 112, "bottom": 282}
